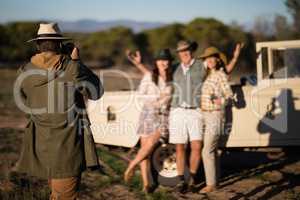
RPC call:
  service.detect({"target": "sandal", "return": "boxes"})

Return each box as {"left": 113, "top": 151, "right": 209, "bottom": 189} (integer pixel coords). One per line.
{"left": 199, "top": 185, "right": 217, "bottom": 194}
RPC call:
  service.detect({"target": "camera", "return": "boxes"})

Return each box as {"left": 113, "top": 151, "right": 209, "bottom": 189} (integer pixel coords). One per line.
{"left": 61, "top": 42, "right": 75, "bottom": 55}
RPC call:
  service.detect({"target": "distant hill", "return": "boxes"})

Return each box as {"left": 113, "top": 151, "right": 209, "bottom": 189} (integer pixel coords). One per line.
{"left": 58, "top": 19, "right": 166, "bottom": 33}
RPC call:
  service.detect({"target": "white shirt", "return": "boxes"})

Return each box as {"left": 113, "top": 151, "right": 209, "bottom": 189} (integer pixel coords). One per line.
{"left": 180, "top": 59, "right": 195, "bottom": 75}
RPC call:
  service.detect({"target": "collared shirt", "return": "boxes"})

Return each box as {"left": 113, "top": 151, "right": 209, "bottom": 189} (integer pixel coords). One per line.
{"left": 201, "top": 69, "right": 233, "bottom": 111}
{"left": 180, "top": 58, "right": 195, "bottom": 75}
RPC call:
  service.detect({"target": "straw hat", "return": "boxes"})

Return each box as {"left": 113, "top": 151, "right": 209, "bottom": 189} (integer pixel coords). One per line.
{"left": 27, "top": 22, "right": 71, "bottom": 42}
{"left": 176, "top": 40, "right": 198, "bottom": 52}
{"left": 199, "top": 46, "right": 227, "bottom": 65}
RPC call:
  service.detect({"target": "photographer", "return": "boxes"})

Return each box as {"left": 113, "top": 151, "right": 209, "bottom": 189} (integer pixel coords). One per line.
{"left": 15, "top": 22, "right": 104, "bottom": 199}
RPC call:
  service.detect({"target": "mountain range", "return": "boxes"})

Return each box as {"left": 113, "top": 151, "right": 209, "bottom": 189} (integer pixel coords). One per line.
{"left": 58, "top": 19, "right": 166, "bottom": 33}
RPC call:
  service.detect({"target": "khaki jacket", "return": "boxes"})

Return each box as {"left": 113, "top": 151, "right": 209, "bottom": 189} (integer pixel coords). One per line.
{"left": 15, "top": 53, "right": 104, "bottom": 179}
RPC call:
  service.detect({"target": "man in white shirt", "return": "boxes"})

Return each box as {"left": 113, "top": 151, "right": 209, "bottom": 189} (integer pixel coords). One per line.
{"left": 169, "top": 40, "right": 205, "bottom": 193}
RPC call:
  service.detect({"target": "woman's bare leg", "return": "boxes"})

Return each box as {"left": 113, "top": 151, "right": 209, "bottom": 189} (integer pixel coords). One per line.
{"left": 139, "top": 137, "right": 149, "bottom": 188}
{"left": 127, "top": 131, "right": 160, "bottom": 171}
{"left": 124, "top": 130, "right": 160, "bottom": 183}
{"left": 140, "top": 157, "right": 149, "bottom": 188}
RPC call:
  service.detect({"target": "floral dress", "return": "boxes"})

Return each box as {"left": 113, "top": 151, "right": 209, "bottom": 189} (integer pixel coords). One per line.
{"left": 136, "top": 73, "right": 172, "bottom": 137}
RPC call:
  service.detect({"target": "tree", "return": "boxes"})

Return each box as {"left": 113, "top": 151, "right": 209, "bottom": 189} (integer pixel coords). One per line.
{"left": 274, "top": 15, "right": 292, "bottom": 39}
{"left": 285, "top": 0, "right": 300, "bottom": 33}
{"left": 80, "top": 26, "right": 137, "bottom": 66}
{"left": 144, "top": 23, "right": 184, "bottom": 54}
{"left": 183, "top": 18, "right": 235, "bottom": 55}
{"left": 0, "top": 25, "right": 8, "bottom": 60}
{"left": 252, "top": 15, "right": 274, "bottom": 41}
{"left": 0, "top": 22, "right": 38, "bottom": 61}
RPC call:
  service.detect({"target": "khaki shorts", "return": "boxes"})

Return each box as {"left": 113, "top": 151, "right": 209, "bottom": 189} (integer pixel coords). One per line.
{"left": 169, "top": 107, "right": 203, "bottom": 144}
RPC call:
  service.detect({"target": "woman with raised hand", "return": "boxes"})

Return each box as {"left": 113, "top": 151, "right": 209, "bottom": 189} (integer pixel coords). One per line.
{"left": 199, "top": 46, "right": 235, "bottom": 193}
{"left": 124, "top": 49, "right": 173, "bottom": 193}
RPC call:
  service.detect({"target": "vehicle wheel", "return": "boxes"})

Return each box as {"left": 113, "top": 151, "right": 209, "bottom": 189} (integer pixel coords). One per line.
{"left": 150, "top": 143, "right": 189, "bottom": 187}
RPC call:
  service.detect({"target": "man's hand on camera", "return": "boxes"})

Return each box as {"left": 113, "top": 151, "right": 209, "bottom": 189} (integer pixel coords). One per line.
{"left": 71, "top": 47, "right": 80, "bottom": 60}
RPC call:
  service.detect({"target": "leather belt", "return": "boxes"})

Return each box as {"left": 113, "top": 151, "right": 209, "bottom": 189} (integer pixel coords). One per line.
{"left": 202, "top": 109, "right": 221, "bottom": 112}
{"left": 179, "top": 106, "right": 198, "bottom": 110}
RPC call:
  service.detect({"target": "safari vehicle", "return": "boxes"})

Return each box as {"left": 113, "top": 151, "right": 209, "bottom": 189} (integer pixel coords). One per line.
{"left": 86, "top": 40, "right": 300, "bottom": 186}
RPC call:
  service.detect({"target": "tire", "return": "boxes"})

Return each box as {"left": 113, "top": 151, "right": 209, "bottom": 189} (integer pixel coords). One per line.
{"left": 150, "top": 143, "right": 189, "bottom": 187}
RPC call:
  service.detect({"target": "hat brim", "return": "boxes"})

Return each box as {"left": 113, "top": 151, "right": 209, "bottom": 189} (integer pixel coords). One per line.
{"left": 199, "top": 50, "right": 220, "bottom": 59}
{"left": 199, "top": 52, "right": 227, "bottom": 65}
{"left": 27, "top": 37, "right": 71, "bottom": 43}
{"left": 154, "top": 56, "right": 174, "bottom": 61}
{"left": 176, "top": 42, "right": 198, "bottom": 52}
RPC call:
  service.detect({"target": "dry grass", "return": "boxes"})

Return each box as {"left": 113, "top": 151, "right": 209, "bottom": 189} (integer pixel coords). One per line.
{"left": 0, "top": 68, "right": 300, "bottom": 200}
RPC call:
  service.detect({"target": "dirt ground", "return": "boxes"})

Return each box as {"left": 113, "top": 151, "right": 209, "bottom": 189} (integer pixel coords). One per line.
{"left": 1, "top": 127, "right": 300, "bottom": 200}
{"left": 0, "top": 68, "right": 300, "bottom": 200}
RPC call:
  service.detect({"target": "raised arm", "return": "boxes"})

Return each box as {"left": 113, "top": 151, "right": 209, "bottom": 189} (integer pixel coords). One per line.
{"left": 72, "top": 47, "right": 104, "bottom": 100}
{"left": 126, "top": 50, "right": 151, "bottom": 75}
{"left": 225, "top": 43, "right": 244, "bottom": 74}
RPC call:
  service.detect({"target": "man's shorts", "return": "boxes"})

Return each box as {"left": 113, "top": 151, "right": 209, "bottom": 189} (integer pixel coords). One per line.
{"left": 169, "top": 107, "right": 203, "bottom": 144}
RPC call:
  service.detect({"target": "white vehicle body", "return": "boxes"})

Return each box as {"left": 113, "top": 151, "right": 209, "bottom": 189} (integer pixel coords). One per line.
{"left": 87, "top": 40, "right": 300, "bottom": 148}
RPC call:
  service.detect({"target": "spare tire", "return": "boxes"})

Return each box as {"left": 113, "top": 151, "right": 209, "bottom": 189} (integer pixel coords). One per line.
{"left": 150, "top": 143, "right": 189, "bottom": 187}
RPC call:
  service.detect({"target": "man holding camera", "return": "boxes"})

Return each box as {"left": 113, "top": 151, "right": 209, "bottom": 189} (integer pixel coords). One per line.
{"left": 15, "top": 22, "right": 104, "bottom": 199}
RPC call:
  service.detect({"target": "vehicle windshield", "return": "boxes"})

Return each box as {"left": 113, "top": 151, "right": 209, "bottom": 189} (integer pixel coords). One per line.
{"left": 271, "top": 48, "right": 300, "bottom": 79}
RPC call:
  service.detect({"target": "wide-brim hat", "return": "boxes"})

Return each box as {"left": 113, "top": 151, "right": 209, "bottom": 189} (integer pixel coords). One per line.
{"left": 154, "top": 48, "right": 174, "bottom": 61}
{"left": 176, "top": 40, "right": 198, "bottom": 52}
{"left": 199, "top": 46, "right": 227, "bottom": 65}
{"left": 27, "top": 22, "right": 71, "bottom": 42}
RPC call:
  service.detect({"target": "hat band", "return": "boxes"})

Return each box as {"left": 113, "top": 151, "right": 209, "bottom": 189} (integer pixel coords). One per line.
{"left": 37, "top": 33, "right": 63, "bottom": 38}
{"left": 155, "top": 56, "right": 173, "bottom": 60}
{"left": 177, "top": 45, "right": 188, "bottom": 50}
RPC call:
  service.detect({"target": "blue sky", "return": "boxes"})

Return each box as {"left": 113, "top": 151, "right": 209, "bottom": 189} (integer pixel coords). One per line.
{"left": 0, "top": 0, "right": 290, "bottom": 24}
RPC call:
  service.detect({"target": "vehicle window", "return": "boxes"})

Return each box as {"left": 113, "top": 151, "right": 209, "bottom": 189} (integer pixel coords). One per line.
{"left": 272, "top": 48, "right": 300, "bottom": 79}
{"left": 261, "top": 47, "right": 269, "bottom": 79}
